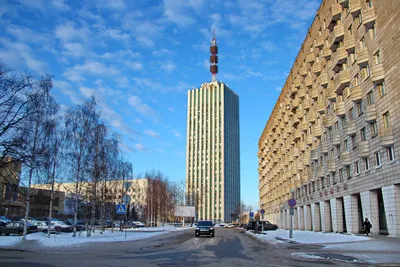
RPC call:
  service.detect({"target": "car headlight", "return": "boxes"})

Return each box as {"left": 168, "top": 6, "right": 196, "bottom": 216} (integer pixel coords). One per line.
{"left": 195, "top": 228, "right": 199, "bottom": 230}
{"left": 210, "top": 228, "right": 214, "bottom": 230}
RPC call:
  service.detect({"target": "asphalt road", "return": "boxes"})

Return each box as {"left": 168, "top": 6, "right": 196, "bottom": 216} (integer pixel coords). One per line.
{"left": 0, "top": 228, "right": 375, "bottom": 267}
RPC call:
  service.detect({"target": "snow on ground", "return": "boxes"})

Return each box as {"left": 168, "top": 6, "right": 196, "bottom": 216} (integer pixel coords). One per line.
{"left": 0, "top": 228, "right": 183, "bottom": 248}
{"left": 246, "top": 229, "right": 370, "bottom": 244}
{"left": 111, "top": 225, "right": 194, "bottom": 232}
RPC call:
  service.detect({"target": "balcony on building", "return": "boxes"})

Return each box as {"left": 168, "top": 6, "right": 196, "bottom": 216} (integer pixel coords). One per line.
{"left": 301, "top": 120, "right": 308, "bottom": 131}
{"left": 307, "top": 51, "right": 315, "bottom": 64}
{"left": 350, "top": 0, "right": 361, "bottom": 15}
{"left": 293, "top": 147, "right": 299, "bottom": 157}
{"left": 336, "top": 101, "right": 346, "bottom": 117}
{"left": 331, "top": 47, "right": 348, "bottom": 72}
{"left": 294, "top": 129, "right": 302, "bottom": 141}
{"left": 298, "top": 141, "right": 306, "bottom": 152}
{"left": 362, "top": 6, "right": 377, "bottom": 28}
{"left": 327, "top": 158, "right": 336, "bottom": 173}
{"left": 294, "top": 79, "right": 301, "bottom": 88}
{"left": 310, "top": 87, "right": 318, "bottom": 99}
{"left": 329, "top": 24, "right": 345, "bottom": 49}
{"left": 346, "top": 120, "right": 356, "bottom": 136}
{"left": 340, "top": 151, "right": 351, "bottom": 166}
{"left": 303, "top": 98, "right": 311, "bottom": 110}
{"left": 318, "top": 72, "right": 329, "bottom": 87}
{"left": 371, "top": 63, "right": 385, "bottom": 83}
{"left": 323, "top": 114, "right": 336, "bottom": 128}
{"left": 305, "top": 76, "right": 313, "bottom": 88}
{"left": 334, "top": 69, "right": 350, "bottom": 94}
{"left": 332, "top": 131, "right": 341, "bottom": 146}
{"left": 298, "top": 87, "right": 306, "bottom": 98}
{"left": 297, "top": 160, "right": 304, "bottom": 171}
{"left": 292, "top": 116, "right": 300, "bottom": 126}
{"left": 356, "top": 47, "right": 369, "bottom": 67}
{"left": 285, "top": 97, "right": 291, "bottom": 107}
{"left": 327, "top": 3, "right": 343, "bottom": 29}
{"left": 314, "top": 35, "right": 324, "bottom": 48}
{"left": 312, "top": 61, "right": 322, "bottom": 74}
{"left": 321, "top": 142, "right": 329, "bottom": 154}
{"left": 303, "top": 154, "right": 310, "bottom": 166}
{"left": 311, "top": 149, "right": 319, "bottom": 161}
{"left": 317, "top": 100, "right": 325, "bottom": 114}
{"left": 323, "top": 47, "right": 332, "bottom": 60}
{"left": 318, "top": 166, "right": 325, "bottom": 178}
{"left": 296, "top": 109, "right": 303, "bottom": 120}
{"left": 358, "top": 141, "right": 370, "bottom": 158}
{"left": 299, "top": 65, "right": 308, "bottom": 77}
{"left": 283, "top": 114, "right": 289, "bottom": 123}
{"left": 327, "top": 87, "right": 337, "bottom": 102}
{"left": 339, "top": 0, "right": 348, "bottom": 7}
{"left": 351, "top": 85, "right": 363, "bottom": 103}
{"left": 292, "top": 97, "right": 300, "bottom": 109}
{"left": 291, "top": 85, "right": 298, "bottom": 95}
{"left": 306, "top": 134, "right": 313, "bottom": 145}
{"left": 309, "top": 110, "right": 316, "bottom": 122}
{"left": 365, "top": 104, "right": 377, "bottom": 122}
{"left": 313, "top": 124, "right": 323, "bottom": 137}
{"left": 380, "top": 127, "right": 394, "bottom": 147}
{"left": 345, "top": 35, "right": 356, "bottom": 52}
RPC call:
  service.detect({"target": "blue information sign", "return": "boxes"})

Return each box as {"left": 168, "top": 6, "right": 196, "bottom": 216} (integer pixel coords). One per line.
{"left": 116, "top": 204, "right": 126, "bottom": 215}
{"left": 250, "top": 212, "right": 254, "bottom": 218}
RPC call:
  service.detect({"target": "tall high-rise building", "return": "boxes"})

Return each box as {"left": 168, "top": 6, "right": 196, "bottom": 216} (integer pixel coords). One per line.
{"left": 258, "top": 0, "right": 400, "bottom": 236}
{"left": 186, "top": 33, "right": 240, "bottom": 223}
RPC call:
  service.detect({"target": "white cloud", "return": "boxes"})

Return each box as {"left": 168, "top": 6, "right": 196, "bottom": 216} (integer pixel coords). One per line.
{"left": 168, "top": 107, "right": 175, "bottom": 112}
{"left": 144, "top": 130, "right": 160, "bottom": 138}
{"left": 105, "top": 0, "right": 126, "bottom": 10}
{"left": 64, "top": 61, "right": 120, "bottom": 81}
{"left": 114, "top": 76, "right": 130, "bottom": 88}
{"left": 107, "top": 29, "right": 131, "bottom": 42}
{"left": 62, "top": 42, "right": 86, "bottom": 58}
{"left": 128, "top": 95, "right": 158, "bottom": 119}
{"left": 160, "top": 61, "right": 176, "bottom": 72}
{"left": 261, "top": 41, "right": 277, "bottom": 52}
{"left": 51, "top": 0, "right": 70, "bottom": 11}
{"left": 126, "top": 62, "right": 143, "bottom": 71}
{"left": 153, "top": 48, "right": 171, "bottom": 57}
{"left": 135, "top": 143, "right": 148, "bottom": 152}
{"left": 16, "top": 0, "right": 45, "bottom": 10}
{"left": 53, "top": 80, "right": 84, "bottom": 104}
{"left": 172, "top": 130, "right": 182, "bottom": 138}
{"left": 6, "top": 25, "right": 49, "bottom": 44}
{"left": 135, "top": 118, "right": 143, "bottom": 124}
{"left": 55, "top": 22, "right": 92, "bottom": 44}
{"left": 163, "top": 0, "right": 196, "bottom": 28}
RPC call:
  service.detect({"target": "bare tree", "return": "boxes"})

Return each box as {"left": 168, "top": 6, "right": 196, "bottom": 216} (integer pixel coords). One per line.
{"left": 64, "top": 97, "right": 99, "bottom": 237}
{"left": 19, "top": 75, "right": 58, "bottom": 239}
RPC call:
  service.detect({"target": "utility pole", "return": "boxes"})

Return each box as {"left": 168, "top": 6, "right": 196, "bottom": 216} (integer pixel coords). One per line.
{"left": 289, "top": 189, "right": 295, "bottom": 239}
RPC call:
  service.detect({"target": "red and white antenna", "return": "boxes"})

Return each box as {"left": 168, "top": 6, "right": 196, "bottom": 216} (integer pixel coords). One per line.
{"left": 210, "top": 29, "right": 218, "bottom": 82}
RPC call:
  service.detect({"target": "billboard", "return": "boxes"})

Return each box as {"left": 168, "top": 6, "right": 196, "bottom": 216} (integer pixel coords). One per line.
{"left": 174, "top": 206, "right": 195, "bottom": 217}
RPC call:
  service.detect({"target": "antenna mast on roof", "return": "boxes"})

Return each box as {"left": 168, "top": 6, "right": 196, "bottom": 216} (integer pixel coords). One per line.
{"left": 210, "top": 29, "right": 218, "bottom": 82}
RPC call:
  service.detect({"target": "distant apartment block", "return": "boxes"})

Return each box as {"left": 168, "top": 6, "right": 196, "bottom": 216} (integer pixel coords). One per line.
{"left": 186, "top": 81, "right": 240, "bottom": 223}
{"left": 258, "top": 0, "right": 400, "bottom": 236}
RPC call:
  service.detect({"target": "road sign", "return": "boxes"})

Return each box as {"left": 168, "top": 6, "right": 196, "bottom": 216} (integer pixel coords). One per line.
{"left": 290, "top": 207, "right": 294, "bottom": 215}
{"left": 116, "top": 204, "right": 126, "bottom": 215}
{"left": 288, "top": 199, "right": 296, "bottom": 207}
{"left": 249, "top": 212, "right": 254, "bottom": 218}
{"left": 260, "top": 209, "right": 265, "bottom": 215}
{"left": 122, "top": 195, "right": 131, "bottom": 204}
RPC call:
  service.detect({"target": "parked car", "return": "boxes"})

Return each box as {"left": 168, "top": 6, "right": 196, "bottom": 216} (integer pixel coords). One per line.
{"left": 133, "top": 221, "right": 145, "bottom": 228}
{"left": 0, "top": 216, "right": 11, "bottom": 226}
{"left": 32, "top": 221, "right": 61, "bottom": 234}
{"left": 65, "top": 220, "right": 86, "bottom": 231}
{"left": 257, "top": 221, "right": 278, "bottom": 231}
{"left": 51, "top": 220, "right": 74, "bottom": 232}
{"left": 224, "top": 224, "right": 235, "bottom": 228}
{"left": 195, "top": 220, "right": 215, "bottom": 237}
{"left": 0, "top": 221, "right": 38, "bottom": 236}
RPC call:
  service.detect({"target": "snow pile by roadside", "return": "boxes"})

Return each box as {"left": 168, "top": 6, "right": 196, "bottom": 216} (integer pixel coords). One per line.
{"left": 246, "top": 229, "right": 370, "bottom": 244}
{"left": 111, "top": 225, "right": 194, "bottom": 232}
{"left": 0, "top": 230, "right": 166, "bottom": 248}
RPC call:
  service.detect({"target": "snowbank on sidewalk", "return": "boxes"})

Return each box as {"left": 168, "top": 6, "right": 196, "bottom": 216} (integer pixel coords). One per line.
{"left": 0, "top": 230, "right": 166, "bottom": 248}
{"left": 111, "top": 225, "right": 194, "bottom": 232}
{"left": 246, "top": 229, "right": 370, "bottom": 244}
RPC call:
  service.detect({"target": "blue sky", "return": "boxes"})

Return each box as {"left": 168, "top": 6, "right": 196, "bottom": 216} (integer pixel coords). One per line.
{"left": 0, "top": 0, "right": 321, "bottom": 210}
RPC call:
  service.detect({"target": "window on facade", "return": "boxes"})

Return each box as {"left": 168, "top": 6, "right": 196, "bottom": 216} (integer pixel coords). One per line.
{"left": 346, "top": 166, "right": 351, "bottom": 179}
{"left": 376, "top": 81, "right": 386, "bottom": 98}
{"left": 339, "top": 168, "right": 344, "bottom": 182}
{"left": 366, "top": 0, "right": 373, "bottom": 8}
{"left": 348, "top": 24, "right": 353, "bottom": 36}
{"left": 369, "top": 26, "right": 376, "bottom": 39}
{"left": 383, "top": 112, "right": 390, "bottom": 128}
{"left": 360, "top": 127, "right": 367, "bottom": 141}
{"left": 375, "top": 152, "right": 381, "bottom": 167}
{"left": 360, "top": 37, "right": 366, "bottom": 48}
{"left": 367, "top": 91, "right": 374, "bottom": 105}
{"left": 344, "top": 139, "right": 349, "bottom": 151}
{"left": 387, "top": 146, "right": 395, "bottom": 162}
{"left": 355, "top": 160, "right": 360, "bottom": 175}
{"left": 371, "top": 122, "right": 378, "bottom": 137}
{"left": 364, "top": 157, "right": 370, "bottom": 171}
{"left": 351, "top": 135, "right": 357, "bottom": 149}
{"left": 361, "top": 65, "right": 370, "bottom": 80}
{"left": 374, "top": 50, "right": 381, "bottom": 64}
{"left": 357, "top": 101, "right": 364, "bottom": 115}
{"left": 348, "top": 107, "right": 354, "bottom": 120}
{"left": 354, "top": 74, "right": 359, "bottom": 87}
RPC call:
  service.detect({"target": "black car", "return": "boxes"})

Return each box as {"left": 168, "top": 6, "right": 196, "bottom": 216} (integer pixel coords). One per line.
{"left": 195, "top": 220, "right": 215, "bottom": 237}
{"left": 257, "top": 221, "right": 278, "bottom": 231}
{"left": 0, "top": 221, "right": 38, "bottom": 236}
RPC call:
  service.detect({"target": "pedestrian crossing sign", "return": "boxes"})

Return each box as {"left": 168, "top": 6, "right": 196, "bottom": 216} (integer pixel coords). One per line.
{"left": 116, "top": 204, "right": 126, "bottom": 215}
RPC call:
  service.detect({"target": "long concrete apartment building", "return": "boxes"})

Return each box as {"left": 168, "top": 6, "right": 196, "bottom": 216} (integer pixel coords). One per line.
{"left": 258, "top": 0, "right": 400, "bottom": 236}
